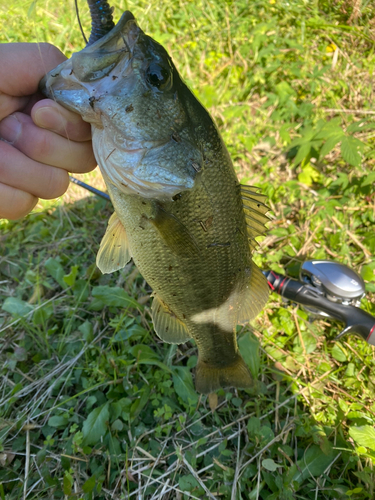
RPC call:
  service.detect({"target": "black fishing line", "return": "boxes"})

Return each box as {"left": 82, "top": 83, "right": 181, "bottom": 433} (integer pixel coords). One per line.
{"left": 75, "top": 0, "right": 88, "bottom": 44}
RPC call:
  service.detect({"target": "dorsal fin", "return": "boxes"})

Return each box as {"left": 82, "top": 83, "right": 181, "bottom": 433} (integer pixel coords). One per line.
{"left": 96, "top": 212, "right": 132, "bottom": 274}
{"left": 151, "top": 294, "right": 191, "bottom": 344}
{"left": 240, "top": 184, "right": 269, "bottom": 247}
{"left": 238, "top": 264, "right": 269, "bottom": 324}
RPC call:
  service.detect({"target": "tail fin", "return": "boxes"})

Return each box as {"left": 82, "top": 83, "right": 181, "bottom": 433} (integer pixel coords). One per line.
{"left": 195, "top": 354, "right": 253, "bottom": 394}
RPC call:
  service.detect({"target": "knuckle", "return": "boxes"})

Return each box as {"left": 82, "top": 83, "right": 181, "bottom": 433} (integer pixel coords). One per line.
{"left": 22, "top": 130, "right": 53, "bottom": 161}
{"left": 37, "top": 132, "right": 54, "bottom": 158}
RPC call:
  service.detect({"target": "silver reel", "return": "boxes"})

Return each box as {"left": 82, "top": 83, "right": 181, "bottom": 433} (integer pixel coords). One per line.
{"left": 299, "top": 260, "right": 366, "bottom": 317}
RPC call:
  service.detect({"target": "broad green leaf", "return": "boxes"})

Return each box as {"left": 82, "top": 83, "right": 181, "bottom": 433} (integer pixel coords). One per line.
{"left": 331, "top": 344, "right": 347, "bottom": 362}
{"left": 172, "top": 366, "right": 199, "bottom": 405}
{"left": 313, "top": 117, "right": 343, "bottom": 140}
{"left": 78, "top": 320, "right": 93, "bottom": 341}
{"left": 319, "top": 133, "right": 342, "bottom": 159}
{"left": 329, "top": 172, "right": 349, "bottom": 191}
{"left": 129, "top": 344, "right": 158, "bottom": 359}
{"left": 33, "top": 302, "right": 54, "bottom": 326}
{"left": 238, "top": 332, "right": 260, "bottom": 378}
{"left": 82, "top": 475, "right": 96, "bottom": 493}
{"left": 45, "top": 258, "right": 67, "bottom": 288}
{"left": 297, "top": 331, "right": 317, "bottom": 354}
{"left": 111, "top": 419, "right": 124, "bottom": 432}
{"left": 63, "top": 471, "right": 73, "bottom": 495}
{"left": 63, "top": 265, "right": 79, "bottom": 287}
{"left": 340, "top": 136, "right": 363, "bottom": 167}
{"left": 91, "top": 286, "right": 139, "bottom": 308}
{"left": 293, "top": 143, "right": 311, "bottom": 166}
{"left": 82, "top": 403, "right": 110, "bottom": 446}
{"left": 2, "top": 297, "right": 32, "bottom": 317}
{"left": 48, "top": 415, "right": 68, "bottom": 428}
{"left": 361, "top": 265, "right": 375, "bottom": 282}
{"left": 259, "top": 426, "right": 274, "bottom": 445}
{"left": 289, "top": 126, "right": 315, "bottom": 145}
{"left": 361, "top": 172, "right": 375, "bottom": 187}
{"left": 346, "top": 120, "right": 375, "bottom": 133}
{"left": 262, "top": 458, "right": 279, "bottom": 472}
{"left": 349, "top": 426, "right": 375, "bottom": 451}
{"left": 179, "top": 474, "right": 200, "bottom": 492}
{"left": 292, "top": 445, "right": 337, "bottom": 483}
{"left": 72, "top": 279, "right": 90, "bottom": 301}
{"left": 247, "top": 416, "right": 261, "bottom": 436}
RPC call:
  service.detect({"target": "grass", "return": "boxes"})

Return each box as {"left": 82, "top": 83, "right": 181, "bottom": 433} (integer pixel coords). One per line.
{"left": 1, "top": 0, "right": 375, "bottom": 498}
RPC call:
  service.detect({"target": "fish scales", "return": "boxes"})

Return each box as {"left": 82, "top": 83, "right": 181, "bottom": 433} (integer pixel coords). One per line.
{"left": 40, "top": 10, "right": 269, "bottom": 393}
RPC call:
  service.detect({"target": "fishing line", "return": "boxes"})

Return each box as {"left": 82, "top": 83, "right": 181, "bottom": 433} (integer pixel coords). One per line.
{"left": 75, "top": 0, "right": 89, "bottom": 44}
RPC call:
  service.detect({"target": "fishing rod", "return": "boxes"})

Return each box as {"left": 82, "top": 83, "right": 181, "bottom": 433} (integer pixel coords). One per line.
{"left": 69, "top": 177, "right": 375, "bottom": 345}
{"left": 69, "top": 176, "right": 110, "bottom": 201}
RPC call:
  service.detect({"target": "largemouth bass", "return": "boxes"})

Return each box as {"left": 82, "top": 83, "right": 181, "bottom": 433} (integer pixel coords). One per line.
{"left": 41, "top": 9, "right": 269, "bottom": 394}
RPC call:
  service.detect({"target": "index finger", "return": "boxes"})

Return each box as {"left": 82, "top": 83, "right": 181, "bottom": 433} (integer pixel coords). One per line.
{"left": 0, "top": 43, "right": 66, "bottom": 96}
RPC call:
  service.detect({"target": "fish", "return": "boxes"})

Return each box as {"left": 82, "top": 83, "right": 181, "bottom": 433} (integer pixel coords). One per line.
{"left": 40, "top": 6, "right": 270, "bottom": 394}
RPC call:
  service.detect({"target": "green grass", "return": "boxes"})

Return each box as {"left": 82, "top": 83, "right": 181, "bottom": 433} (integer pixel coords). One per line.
{"left": 1, "top": 0, "right": 375, "bottom": 498}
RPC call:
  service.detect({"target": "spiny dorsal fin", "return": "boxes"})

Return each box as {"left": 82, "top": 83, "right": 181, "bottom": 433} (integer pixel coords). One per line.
{"left": 238, "top": 263, "right": 269, "bottom": 324}
{"left": 240, "top": 184, "right": 269, "bottom": 243}
{"left": 96, "top": 212, "right": 132, "bottom": 274}
{"left": 151, "top": 294, "right": 191, "bottom": 344}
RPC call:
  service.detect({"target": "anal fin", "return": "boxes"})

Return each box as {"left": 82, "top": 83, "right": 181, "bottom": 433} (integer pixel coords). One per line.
{"left": 238, "top": 263, "right": 269, "bottom": 324}
{"left": 151, "top": 294, "right": 191, "bottom": 344}
{"left": 96, "top": 212, "right": 132, "bottom": 274}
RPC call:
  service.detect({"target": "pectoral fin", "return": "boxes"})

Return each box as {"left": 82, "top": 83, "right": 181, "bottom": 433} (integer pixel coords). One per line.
{"left": 238, "top": 264, "right": 269, "bottom": 324}
{"left": 150, "top": 204, "right": 199, "bottom": 257}
{"left": 151, "top": 294, "right": 191, "bottom": 344}
{"left": 96, "top": 212, "right": 132, "bottom": 274}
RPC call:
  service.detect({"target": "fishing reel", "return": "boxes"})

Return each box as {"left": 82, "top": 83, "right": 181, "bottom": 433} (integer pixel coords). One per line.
{"left": 263, "top": 260, "right": 375, "bottom": 345}
{"left": 299, "top": 260, "right": 365, "bottom": 312}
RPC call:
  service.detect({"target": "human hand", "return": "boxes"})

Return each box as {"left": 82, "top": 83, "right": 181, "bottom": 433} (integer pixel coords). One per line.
{"left": 0, "top": 43, "right": 96, "bottom": 220}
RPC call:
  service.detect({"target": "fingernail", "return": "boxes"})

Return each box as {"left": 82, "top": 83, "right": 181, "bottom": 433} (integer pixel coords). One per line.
{"left": 34, "top": 107, "right": 63, "bottom": 131}
{"left": 0, "top": 115, "right": 22, "bottom": 144}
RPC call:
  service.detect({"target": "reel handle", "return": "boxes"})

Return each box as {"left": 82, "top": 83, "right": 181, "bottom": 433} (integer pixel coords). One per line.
{"left": 264, "top": 270, "right": 375, "bottom": 345}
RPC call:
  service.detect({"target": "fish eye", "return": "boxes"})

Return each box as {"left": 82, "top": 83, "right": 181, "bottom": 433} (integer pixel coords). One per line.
{"left": 146, "top": 61, "right": 172, "bottom": 90}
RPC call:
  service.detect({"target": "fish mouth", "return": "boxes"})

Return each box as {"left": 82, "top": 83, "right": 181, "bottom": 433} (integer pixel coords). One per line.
{"left": 39, "top": 9, "right": 201, "bottom": 200}
{"left": 40, "top": 11, "right": 139, "bottom": 99}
